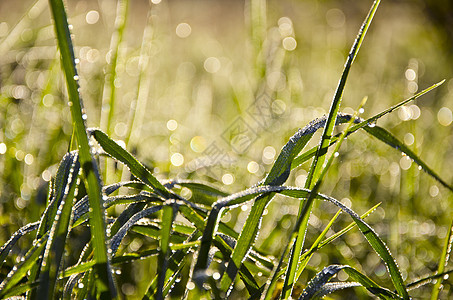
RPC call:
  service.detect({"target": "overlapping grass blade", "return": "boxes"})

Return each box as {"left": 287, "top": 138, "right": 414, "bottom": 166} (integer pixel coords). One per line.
{"left": 291, "top": 81, "right": 445, "bottom": 170}
{"left": 36, "top": 152, "right": 80, "bottom": 299}
{"left": 0, "top": 234, "right": 48, "bottom": 297}
{"left": 431, "top": 220, "right": 453, "bottom": 299}
{"left": 364, "top": 125, "right": 453, "bottom": 192}
{"left": 308, "top": 282, "right": 361, "bottom": 299}
{"left": 263, "top": 203, "right": 380, "bottom": 300}
{"left": 218, "top": 114, "right": 356, "bottom": 293}
{"left": 285, "top": 1, "right": 380, "bottom": 297}
{"left": 48, "top": 0, "right": 113, "bottom": 296}
{"left": 299, "top": 264, "right": 399, "bottom": 300}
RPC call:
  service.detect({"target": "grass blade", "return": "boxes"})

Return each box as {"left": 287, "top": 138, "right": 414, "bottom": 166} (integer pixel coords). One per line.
{"left": 291, "top": 81, "right": 445, "bottom": 170}
{"left": 48, "top": 0, "right": 113, "bottom": 296}
{"left": 299, "top": 264, "right": 399, "bottom": 300}
{"left": 0, "top": 221, "right": 39, "bottom": 268}
{"left": 431, "top": 220, "right": 453, "bottom": 299}
{"left": 90, "top": 128, "right": 173, "bottom": 199}
{"left": 284, "top": 1, "right": 381, "bottom": 293}
{"left": 219, "top": 114, "right": 356, "bottom": 293}
{"left": 364, "top": 125, "right": 453, "bottom": 192}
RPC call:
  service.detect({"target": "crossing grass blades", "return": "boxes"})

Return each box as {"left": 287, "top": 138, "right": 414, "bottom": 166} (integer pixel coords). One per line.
{"left": 0, "top": 0, "right": 452, "bottom": 299}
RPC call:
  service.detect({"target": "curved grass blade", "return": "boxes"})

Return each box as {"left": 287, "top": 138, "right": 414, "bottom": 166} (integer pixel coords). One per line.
{"left": 37, "top": 151, "right": 80, "bottom": 299}
{"left": 263, "top": 203, "right": 380, "bottom": 300}
{"left": 219, "top": 113, "right": 356, "bottom": 294}
{"left": 431, "top": 220, "right": 453, "bottom": 299}
{"left": 0, "top": 221, "right": 39, "bottom": 268}
{"left": 109, "top": 205, "right": 163, "bottom": 255}
{"left": 48, "top": 0, "right": 113, "bottom": 296}
{"left": 364, "top": 125, "right": 453, "bottom": 192}
{"left": 299, "top": 265, "right": 400, "bottom": 300}
{"left": 291, "top": 81, "right": 445, "bottom": 170}
{"left": 90, "top": 128, "right": 173, "bottom": 199}
{"left": 1, "top": 281, "right": 40, "bottom": 299}
{"left": 285, "top": 1, "right": 381, "bottom": 297}
{"left": 310, "top": 282, "right": 361, "bottom": 299}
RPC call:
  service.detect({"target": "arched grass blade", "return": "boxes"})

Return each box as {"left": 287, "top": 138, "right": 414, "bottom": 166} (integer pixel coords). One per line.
{"left": 291, "top": 81, "right": 445, "bottom": 170}
{"left": 364, "top": 125, "right": 453, "bottom": 192}
{"left": 219, "top": 114, "right": 356, "bottom": 293}
{"left": 110, "top": 205, "right": 163, "bottom": 256}
{"left": 48, "top": 0, "right": 113, "bottom": 296}
{"left": 309, "top": 282, "right": 361, "bottom": 299}
{"left": 0, "top": 221, "right": 39, "bottom": 268}
{"left": 37, "top": 151, "right": 80, "bottom": 299}
{"left": 90, "top": 128, "right": 173, "bottom": 199}
{"left": 299, "top": 265, "right": 400, "bottom": 300}
{"left": 431, "top": 220, "right": 453, "bottom": 299}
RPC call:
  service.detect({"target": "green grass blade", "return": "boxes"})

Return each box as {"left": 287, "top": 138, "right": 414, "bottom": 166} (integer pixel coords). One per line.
{"left": 364, "top": 125, "right": 453, "bottom": 192}
{"left": 431, "top": 220, "right": 453, "bottom": 299}
{"left": 407, "top": 268, "right": 453, "bottom": 291}
{"left": 300, "top": 264, "right": 399, "bottom": 300}
{"left": 0, "top": 221, "right": 39, "bottom": 268}
{"left": 110, "top": 205, "right": 164, "bottom": 255}
{"left": 157, "top": 203, "right": 177, "bottom": 300}
{"left": 90, "top": 128, "right": 172, "bottom": 199}
{"left": 37, "top": 152, "right": 80, "bottom": 299}
{"left": 100, "top": 0, "right": 129, "bottom": 136}
{"left": 0, "top": 234, "right": 48, "bottom": 297}
{"left": 48, "top": 0, "right": 113, "bottom": 296}
{"left": 291, "top": 81, "right": 445, "bottom": 170}
{"left": 219, "top": 114, "right": 355, "bottom": 293}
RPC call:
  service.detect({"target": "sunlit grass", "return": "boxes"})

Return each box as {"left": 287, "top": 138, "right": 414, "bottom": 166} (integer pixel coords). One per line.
{"left": 0, "top": 0, "right": 452, "bottom": 298}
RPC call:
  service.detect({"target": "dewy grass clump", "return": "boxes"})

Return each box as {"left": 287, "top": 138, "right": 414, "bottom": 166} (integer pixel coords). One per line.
{"left": 0, "top": 0, "right": 452, "bottom": 299}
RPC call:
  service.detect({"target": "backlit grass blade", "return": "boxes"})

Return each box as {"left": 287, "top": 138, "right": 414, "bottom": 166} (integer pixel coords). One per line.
{"left": 110, "top": 205, "right": 163, "bottom": 255}
{"left": 90, "top": 128, "right": 173, "bottom": 199}
{"left": 100, "top": 0, "right": 129, "bottom": 136}
{"left": 284, "top": 96, "right": 367, "bottom": 298}
{"left": 364, "top": 125, "right": 453, "bottom": 192}
{"left": 0, "top": 221, "right": 39, "bottom": 268}
{"left": 37, "top": 152, "right": 80, "bottom": 299}
{"left": 407, "top": 268, "right": 453, "bottom": 291}
{"left": 219, "top": 114, "right": 356, "bottom": 293}
{"left": 309, "top": 282, "right": 361, "bottom": 299}
{"left": 48, "top": 0, "right": 113, "bottom": 297}
{"left": 291, "top": 81, "right": 445, "bottom": 170}
{"left": 0, "top": 234, "right": 48, "bottom": 297}
{"left": 431, "top": 220, "right": 453, "bottom": 299}
{"left": 299, "top": 265, "right": 400, "bottom": 300}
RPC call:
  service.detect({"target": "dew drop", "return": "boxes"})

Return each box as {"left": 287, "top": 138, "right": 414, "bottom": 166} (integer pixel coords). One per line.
{"left": 82, "top": 114, "right": 87, "bottom": 120}
{"left": 73, "top": 75, "right": 79, "bottom": 81}
{"left": 368, "top": 122, "right": 376, "bottom": 128}
{"left": 418, "top": 165, "right": 422, "bottom": 170}
{"left": 68, "top": 24, "right": 73, "bottom": 30}
{"left": 74, "top": 58, "right": 80, "bottom": 64}
{"left": 78, "top": 282, "right": 84, "bottom": 289}
{"left": 359, "top": 108, "right": 364, "bottom": 114}
{"left": 334, "top": 152, "right": 339, "bottom": 157}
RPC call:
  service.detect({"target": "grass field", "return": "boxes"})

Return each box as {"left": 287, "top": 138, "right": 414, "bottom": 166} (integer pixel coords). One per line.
{"left": 0, "top": 0, "right": 452, "bottom": 299}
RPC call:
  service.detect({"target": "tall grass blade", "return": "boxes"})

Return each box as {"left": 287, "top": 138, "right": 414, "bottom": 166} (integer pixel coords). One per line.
{"left": 431, "top": 220, "right": 453, "bottom": 299}
{"left": 157, "top": 203, "right": 177, "bottom": 300}
{"left": 48, "top": 0, "right": 113, "bottom": 297}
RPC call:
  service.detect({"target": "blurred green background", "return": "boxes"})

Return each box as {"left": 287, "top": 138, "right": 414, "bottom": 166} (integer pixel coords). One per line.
{"left": 1, "top": 0, "right": 452, "bottom": 298}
